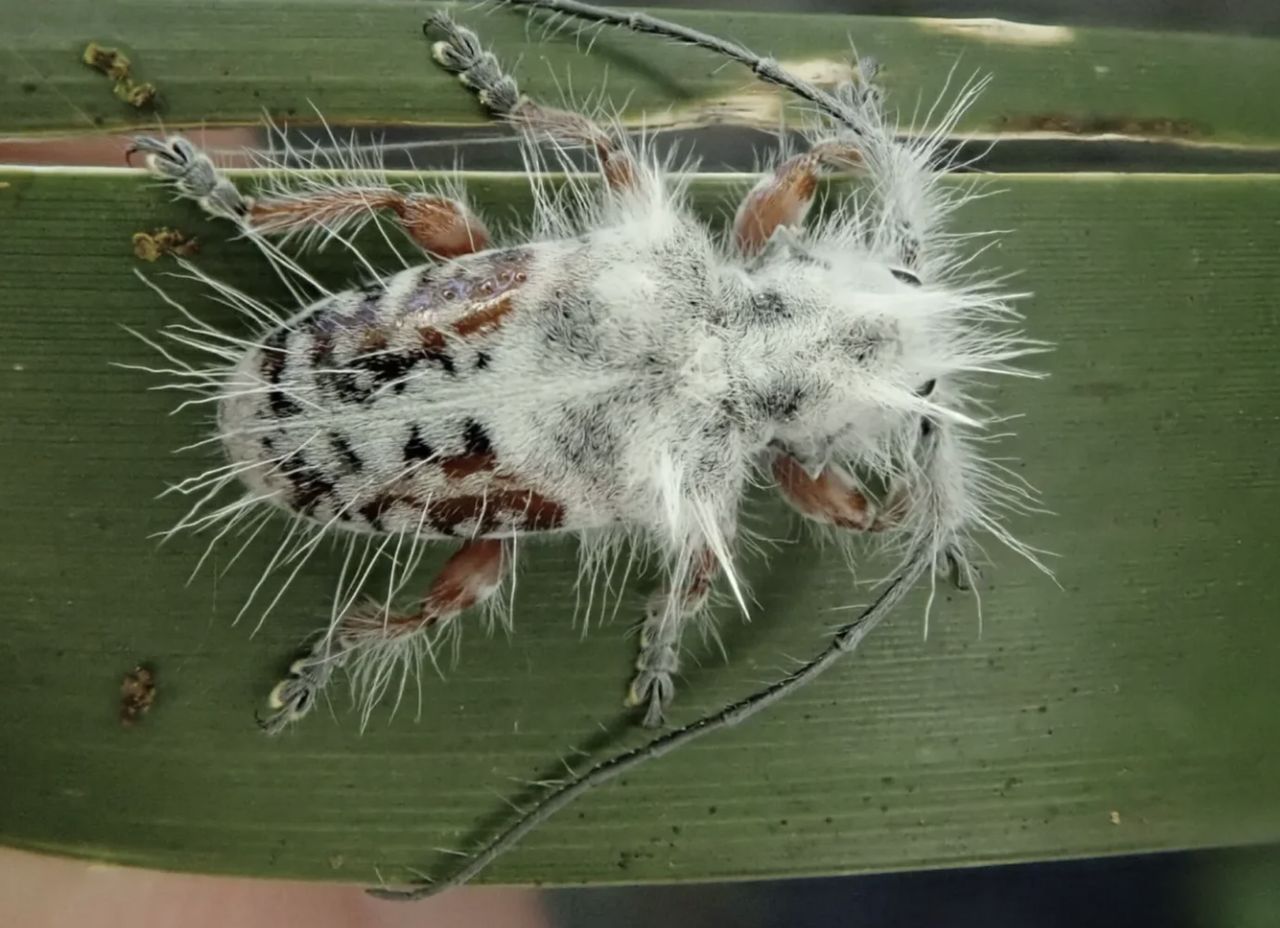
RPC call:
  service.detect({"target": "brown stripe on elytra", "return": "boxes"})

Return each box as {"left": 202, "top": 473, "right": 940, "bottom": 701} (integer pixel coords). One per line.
{"left": 427, "top": 490, "right": 565, "bottom": 536}
{"left": 358, "top": 491, "right": 424, "bottom": 531}
{"left": 418, "top": 325, "right": 447, "bottom": 350}
{"left": 452, "top": 293, "right": 515, "bottom": 338}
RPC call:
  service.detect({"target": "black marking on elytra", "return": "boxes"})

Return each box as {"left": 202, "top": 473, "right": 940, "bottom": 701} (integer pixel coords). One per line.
{"left": 474, "top": 351, "right": 491, "bottom": 370}
{"left": 260, "top": 328, "right": 288, "bottom": 384}
{"left": 269, "top": 390, "right": 303, "bottom": 419}
{"left": 404, "top": 426, "right": 435, "bottom": 461}
{"left": 329, "top": 432, "right": 363, "bottom": 473}
{"left": 358, "top": 498, "right": 387, "bottom": 532}
{"left": 298, "top": 300, "right": 342, "bottom": 337}
{"left": 349, "top": 351, "right": 417, "bottom": 395}
{"left": 281, "top": 452, "right": 334, "bottom": 514}
{"left": 921, "top": 417, "right": 936, "bottom": 439}
{"left": 316, "top": 368, "right": 372, "bottom": 405}
{"left": 260, "top": 328, "right": 304, "bottom": 418}
{"left": 462, "top": 419, "right": 493, "bottom": 456}
{"left": 917, "top": 378, "right": 937, "bottom": 397}
{"left": 422, "top": 346, "right": 457, "bottom": 377}
{"left": 309, "top": 332, "right": 335, "bottom": 367}
{"left": 891, "top": 267, "right": 922, "bottom": 286}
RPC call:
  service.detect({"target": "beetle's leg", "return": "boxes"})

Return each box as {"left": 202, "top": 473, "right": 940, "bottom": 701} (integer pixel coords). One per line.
{"left": 260, "top": 538, "right": 508, "bottom": 733}
{"left": 129, "top": 135, "right": 490, "bottom": 258}
{"left": 626, "top": 549, "right": 719, "bottom": 728}
{"left": 733, "top": 141, "right": 862, "bottom": 256}
{"left": 426, "top": 13, "right": 640, "bottom": 192}
{"left": 772, "top": 451, "right": 881, "bottom": 532}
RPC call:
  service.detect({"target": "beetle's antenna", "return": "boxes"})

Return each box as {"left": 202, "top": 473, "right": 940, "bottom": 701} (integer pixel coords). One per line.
{"left": 367, "top": 553, "right": 929, "bottom": 901}
{"left": 495, "top": 0, "right": 864, "bottom": 133}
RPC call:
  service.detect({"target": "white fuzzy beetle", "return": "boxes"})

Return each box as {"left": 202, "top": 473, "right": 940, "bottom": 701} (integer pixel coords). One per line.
{"left": 130, "top": 0, "right": 1043, "bottom": 892}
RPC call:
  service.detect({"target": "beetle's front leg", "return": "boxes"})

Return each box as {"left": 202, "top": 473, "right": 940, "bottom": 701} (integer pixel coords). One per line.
{"left": 772, "top": 451, "right": 879, "bottom": 532}
{"left": 129, "top": 135, "right": 491, "bottom": 258}
{"left": 732, "top": 140, "right": 862, "bottom": 256}
{"left": 426, "top": 12, "right": 644, "bottom": 194}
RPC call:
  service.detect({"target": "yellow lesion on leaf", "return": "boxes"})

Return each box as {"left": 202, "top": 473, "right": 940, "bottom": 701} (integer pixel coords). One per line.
{"left": 132, "top": 228, "right": 199, "bottom": 262}
{"left": 81, "top": 41, "right": 160, "bottom": 110}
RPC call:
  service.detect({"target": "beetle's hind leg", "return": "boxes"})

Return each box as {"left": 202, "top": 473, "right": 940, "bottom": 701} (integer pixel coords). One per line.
{"left": 129, "top": 135, "right": 491, "bottom": 258}
{"left": 261, "top": 538, "right": 509, "bottom": 733}
{"left": 627, "top": 550, "right": 719, "bottom": 728}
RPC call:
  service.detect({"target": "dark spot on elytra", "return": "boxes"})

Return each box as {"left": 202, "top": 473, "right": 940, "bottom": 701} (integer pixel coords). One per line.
{"left": 474, "top": 351, "right": 491, "bottom": 370}
{"left": 891, "top": 267, "right": 921, "bottom": 286}
{"left": 260, "top": 329, "right": 303, "bottom": 418}
{"left": 317, "top": 368, "right": 371, "bottom": 405}
{"left": 423, "top": 347, "right": 456, "bottom": 376}
{"left": 309, "top": 332, "right": 334, "bottom": 366}
{"left": 280, "top": 452, "right": 334, "bottom": 514}
{"left": 918, "top": 378, "right": 937, "bottom": 397}
{"left": 348, "top": 350, "right": 417, "bottom": 395}
{"left": 268, "top": 388, "right": 302, "bottom": 419}
{"left": 260, "top": 329, "right": 288, "bottom": 384}
{"left": 328, "top": 432, "right": 363, "bottom": 473}
{"left": 462, "top": 419, "right": 493, "bottom": 457}
{"left": 404, "top": 426, "right": 434, "bottom": 461}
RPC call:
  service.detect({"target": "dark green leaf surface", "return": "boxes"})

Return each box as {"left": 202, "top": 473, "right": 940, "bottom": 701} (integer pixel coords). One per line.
{"left": 0, "top": 169, "right": 1277, "bottom": 885}
{"left": 2, "top": 1, "right": 1280, "bottom": 145}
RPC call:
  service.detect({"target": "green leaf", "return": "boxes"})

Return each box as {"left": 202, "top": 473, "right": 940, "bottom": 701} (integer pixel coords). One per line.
{"left": 1, "top": 166, "right": 1278, "bottom": 885}
{"left": 3, "top": 1, "right": 1280, "bottom": 146}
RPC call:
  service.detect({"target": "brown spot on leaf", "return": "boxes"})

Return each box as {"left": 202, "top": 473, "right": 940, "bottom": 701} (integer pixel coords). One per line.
{"left": 114, "top": 80, "right": 158, "bottom": 108}
{"left": 82, "top": 42, "right": 159, "bottom": 110}
{"left": 120, "top": 664, "right": 156, "bottom": 727}
{"left": 82, "top": 42, "right": 132, "bottom": 81}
